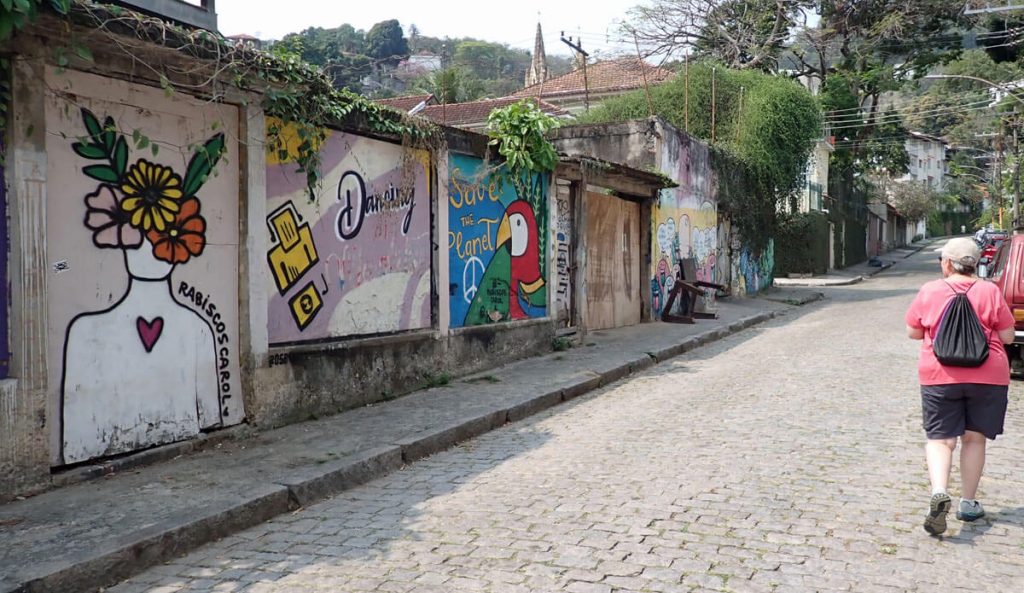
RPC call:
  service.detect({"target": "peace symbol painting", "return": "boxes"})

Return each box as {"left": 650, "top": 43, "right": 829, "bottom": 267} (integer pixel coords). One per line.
{"left": 448, "top": 154, "right": 548, "bottom": 328}
{"left": 44, "top": 70, "right": 243, "bottom": 465}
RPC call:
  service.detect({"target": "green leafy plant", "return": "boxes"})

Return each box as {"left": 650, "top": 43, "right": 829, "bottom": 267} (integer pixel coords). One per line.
{"left": 552, "top": 336, "right": 574, "bottom": 352}
{"left": 486, "top": 99, "right": 560, "bottom": 176}
{"left": 580, "top": 62, "right": 821, "bottom": 255}
{"left": 421, "top": 372, "right": 451, "bottom": 389}
{"left": 0, "top": 0, "right": 69, "bottom": 41}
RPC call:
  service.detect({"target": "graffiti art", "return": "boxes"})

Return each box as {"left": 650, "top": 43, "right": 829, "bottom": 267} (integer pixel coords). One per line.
{"left": 60, "top": 108, "right": 230, "bottom": 465}
{"left": 448, "top": 154, "right": 548, "bottom": 327}
{"left": 265, "top": 125, "right": 432, "bottom": 343}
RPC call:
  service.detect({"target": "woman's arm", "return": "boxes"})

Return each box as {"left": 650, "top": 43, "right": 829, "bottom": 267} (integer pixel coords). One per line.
{"left": 907, "top": 325, "right": 925, "bottom": 340}
{"left": 999, "top": 326, "right": 1016, "bottom": 345}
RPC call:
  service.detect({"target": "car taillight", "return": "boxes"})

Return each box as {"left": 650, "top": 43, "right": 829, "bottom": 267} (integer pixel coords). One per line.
{"left": 1014, "top": 309, "right": 1024, "bottom": 323}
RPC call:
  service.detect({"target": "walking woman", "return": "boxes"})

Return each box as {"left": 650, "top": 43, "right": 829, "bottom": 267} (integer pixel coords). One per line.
{"left": 905, "top": 237, "right": 1015, "bottom": 536}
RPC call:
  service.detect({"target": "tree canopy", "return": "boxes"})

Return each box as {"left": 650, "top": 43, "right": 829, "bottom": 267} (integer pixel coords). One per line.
{"left": 579, "top": 62, "right": 822, "bottom": 252}
{"left": 365, "top": 19, "right": 408, "bottom": 62}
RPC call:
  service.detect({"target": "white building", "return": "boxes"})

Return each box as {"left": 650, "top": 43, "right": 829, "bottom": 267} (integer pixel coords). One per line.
{"left": 893, "top": 131, "right": 948, "bottom": 242}
{"left": 901, "top": 131, "right": 947, "bottom": 190}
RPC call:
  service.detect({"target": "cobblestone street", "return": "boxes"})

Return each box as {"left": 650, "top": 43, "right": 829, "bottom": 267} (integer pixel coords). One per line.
{"left": 111, "top": 245, "right": 1024, "bottom": 593}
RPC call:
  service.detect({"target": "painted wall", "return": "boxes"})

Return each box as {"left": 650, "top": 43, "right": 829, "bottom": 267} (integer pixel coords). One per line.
{"left": 265, "top": 126, "right": 432, "bottom": 344}
{"left": 448, "top": 154, "right": 548, "bottom": 328}
{"left": 44, "top": 69, "right": 244, "bottom": 466}
{"left": 0, "top": 148, "right": 7, "bottom": 380}
{"left": 554, "top": 181, "right": 572, "bottom": 325}
{"left": 733, "top": 240, "right": 776, "bottom": 296}
{"left": 652, "top": 130, "right": 718, "bottom": 316}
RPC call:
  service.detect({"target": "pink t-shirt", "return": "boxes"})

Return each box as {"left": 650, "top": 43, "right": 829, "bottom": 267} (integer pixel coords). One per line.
{"left": 905, "top": 278, "right": 1014, "bottom": 386}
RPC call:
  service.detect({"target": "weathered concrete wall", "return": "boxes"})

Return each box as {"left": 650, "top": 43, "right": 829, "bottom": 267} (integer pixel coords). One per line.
{"left": 250, "top": 144, "right": 558, "bottom": 429}
{"left": 2, "top": 36, "right": 564, "bottom": 499}
{"left": 550, "top": 120, "right": 659, "bottom": 172}
{"left": 265, "top": 125, "right": 433, "bottom": 344}
{"left": 652, "top": 120, "right": 719, "bottom": 315}
{"left": 552, "top": 118, "right": 775, "bottom": 301}
{"left": 2, "top": 57, "right": 56, "bottom": 499}
{"left": 252, "top": 320, "right": 554, "bottom": 429}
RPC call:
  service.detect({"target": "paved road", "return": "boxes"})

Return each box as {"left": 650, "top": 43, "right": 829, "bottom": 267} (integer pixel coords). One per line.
{"left": 111, "top": 245, "right": 1024, "bottom": 593}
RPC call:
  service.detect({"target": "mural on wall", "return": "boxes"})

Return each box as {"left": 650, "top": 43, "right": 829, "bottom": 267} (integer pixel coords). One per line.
{"left": 48, "top": 77, "right": 245, "bottom": 465}
{"left": 448, "top": 154, "right": 548, "bottom": 328}
{"left": 652, "top": 132, "right": 718, "bottom": 316}
{"left": 554, "top": 184, "right": 572, "bottom": 324}
{"left": 734, "top": 240, "right": 775, "bottom": 296}
{"left": 266, "top": 125, "right": 432, "bottom": 344}
{"left": 0, "top": 149, "right": 7, "bottom": 380}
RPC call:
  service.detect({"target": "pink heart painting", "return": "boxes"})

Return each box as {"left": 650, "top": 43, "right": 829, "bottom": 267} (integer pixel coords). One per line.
{"left": 136, "top": 317, "right": 164, "bottom": 353}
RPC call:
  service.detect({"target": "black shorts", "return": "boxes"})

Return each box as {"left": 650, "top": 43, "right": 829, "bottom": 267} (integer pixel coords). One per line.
{"left": 921, "top": 384, "right": 1009, "bottom": 440}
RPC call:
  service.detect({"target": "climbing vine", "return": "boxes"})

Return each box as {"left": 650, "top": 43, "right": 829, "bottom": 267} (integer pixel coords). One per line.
{"left": 485, "top": 99, "right": 559, "bottom": 203}
{"left": 2, "top": 1, "right": 441, "bottom": 196}
{"left": 580, "top": 62, "right": 822, "bottom": 254}
{"left": 485, "top": 99, "right": 561, "bottom": 267}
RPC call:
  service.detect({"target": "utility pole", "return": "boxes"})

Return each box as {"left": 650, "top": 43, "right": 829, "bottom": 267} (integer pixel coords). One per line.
{"left": 711, "top": 67, "right": 717, "bottom": 143}
{"left": 561, "top": 32, "right": 590, "bottom": 112}
{"left": 1014, "top": 107, "right": 1021, "bottom": 228}
{"left": 684, "top": 52, "right": 689, "bottom": 133}
{"left": 996, "top": 132, "right": 1005, "bottom": 228}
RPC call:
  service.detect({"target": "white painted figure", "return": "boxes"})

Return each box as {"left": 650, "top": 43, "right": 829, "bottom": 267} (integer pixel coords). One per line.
{"left": 61, "top": 246, "right": 220, "bottom": 464}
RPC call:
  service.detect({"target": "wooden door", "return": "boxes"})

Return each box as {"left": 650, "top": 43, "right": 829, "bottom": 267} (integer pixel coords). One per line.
{"left": 585, "top": 192, "right": 642, "bottom": 330}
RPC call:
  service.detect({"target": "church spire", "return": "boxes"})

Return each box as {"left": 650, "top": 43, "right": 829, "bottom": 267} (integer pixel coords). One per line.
{"left": 525, "top": 22, "right": 549, "bottom": 87}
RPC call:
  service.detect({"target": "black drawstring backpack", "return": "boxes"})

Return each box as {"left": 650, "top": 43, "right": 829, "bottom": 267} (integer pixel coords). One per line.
{"left": 932, "top": 282, "right": 990, "bottom": 367}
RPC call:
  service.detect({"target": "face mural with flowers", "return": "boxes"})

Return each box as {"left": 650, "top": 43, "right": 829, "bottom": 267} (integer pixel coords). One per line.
{"left": 58, "top": 106, "right": 234, "bottom": 465}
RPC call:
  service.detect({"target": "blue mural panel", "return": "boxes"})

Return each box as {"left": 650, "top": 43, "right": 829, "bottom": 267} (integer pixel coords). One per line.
{"left": 448, "top": 154, "right": 548, "bottom": 328}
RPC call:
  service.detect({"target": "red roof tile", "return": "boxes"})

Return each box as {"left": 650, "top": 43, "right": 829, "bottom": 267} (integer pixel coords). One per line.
{"left": 416, "top": 97, "right": 569, "bottom": 128}
{"left": 513, "top": 57, "right": 674, "bottom": 99}
{"left": 374, "top": 94, "right": 437, "bottom": 112}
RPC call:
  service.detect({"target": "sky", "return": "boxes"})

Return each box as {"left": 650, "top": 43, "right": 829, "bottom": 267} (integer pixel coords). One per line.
{"left": 215, "top": 0, "right": 644, "bottom": 58}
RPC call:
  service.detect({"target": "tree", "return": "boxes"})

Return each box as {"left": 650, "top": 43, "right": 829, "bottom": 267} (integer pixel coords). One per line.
{"left": 886, "top": 180, "right": 945, "bottom": 221}
{"left": 903, "top": 50, "right": 1022, "bottom": 147}
{"left": 414, "top": 67, "right": 484, "bottom": 103}
{"left": 408, "top": 23, "right": 420, "bottom": 53}
{"left": 580, "top": 62, "right": 821, "bottom": 253}
{"left": 325, "top": 54, "right": 373, "bottom": 92}
{"left": 365, "top": 19, "right": 409, "bottom": 63}
{"left": 799, "top": 1, "right": 969, "bottom": 195}
{"left": 623, "top": 0, "right": 811, "bottom": 70}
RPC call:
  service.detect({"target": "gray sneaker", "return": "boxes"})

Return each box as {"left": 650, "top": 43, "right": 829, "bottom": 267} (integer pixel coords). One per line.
{"left": 957, "top": 499, "right": 986, "bottom": 522}
{"left": 924, "top": 492, "right": 951, "bottom": 535}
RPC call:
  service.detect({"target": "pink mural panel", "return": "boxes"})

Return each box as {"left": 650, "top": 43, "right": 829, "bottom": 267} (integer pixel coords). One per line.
{"left": 266, "top": 129, "right": 432, "bottom": 344}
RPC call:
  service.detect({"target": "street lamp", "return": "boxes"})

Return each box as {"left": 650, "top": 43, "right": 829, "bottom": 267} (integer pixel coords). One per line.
{"left": 923, "top": 73, "right": 1024, "bottom": 228}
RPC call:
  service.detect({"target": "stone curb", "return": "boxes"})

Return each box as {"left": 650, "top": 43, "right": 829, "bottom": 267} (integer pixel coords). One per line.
{"left": 11, "top": 484, "right": 292, "bottom": 593}
{"left": 774, "top": 275, "right": 863, "bottom": 287}
{"left": 6, "top": 308, "right": 788, "bottom": 593}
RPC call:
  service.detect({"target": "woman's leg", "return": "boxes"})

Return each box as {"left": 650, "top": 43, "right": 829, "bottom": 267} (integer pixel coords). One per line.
{"left": 959, "top": 430, "right": 987, "bottom": 499}
{"left": 926, "top": 438, "right": 958, "bottom": 493}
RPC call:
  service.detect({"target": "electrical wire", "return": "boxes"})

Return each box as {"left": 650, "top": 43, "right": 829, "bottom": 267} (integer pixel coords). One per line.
{"left": 825, "top": 97, "right": 997, "bottom": 125}
{"left": 827, "top": 101, "right": 1005, "bottom": 132}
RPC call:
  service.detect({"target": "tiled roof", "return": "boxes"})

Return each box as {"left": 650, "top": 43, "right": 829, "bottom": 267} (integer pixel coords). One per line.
{"left": 374, "top": 94, "right": 437, "bottom": 112}
{"left": 416, "top": 97, "right": 569, "bottom": 127}
{"left": 513, "top": 58, "right": 674, "bottom": 99}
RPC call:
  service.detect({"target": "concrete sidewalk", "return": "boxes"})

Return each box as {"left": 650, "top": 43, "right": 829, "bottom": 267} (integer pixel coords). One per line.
{"left": 0, "top": 290, "right": 822, "bottom": 593}
{"left": 774, "top": 239, "right": 934, "bottom": 288}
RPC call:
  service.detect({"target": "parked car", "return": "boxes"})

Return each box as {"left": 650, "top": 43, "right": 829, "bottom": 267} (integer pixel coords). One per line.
{"left": 981, "top": 231, "right": 1024, "bottom": 374}
{"left": 978, "top": 235, "right": 1007, "bottom": 277}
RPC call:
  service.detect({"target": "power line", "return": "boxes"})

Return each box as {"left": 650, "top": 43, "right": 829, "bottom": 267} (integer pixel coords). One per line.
{"left": 826, "top": 101, "right": 1003, "bottom": 131}
{"left": 825, "top": 96, "right": 997, "bottom": 124}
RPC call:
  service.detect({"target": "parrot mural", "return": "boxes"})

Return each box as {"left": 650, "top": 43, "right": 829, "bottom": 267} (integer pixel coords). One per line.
{"left": 449, "top": 154, "right": 548, "bottom": 327}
